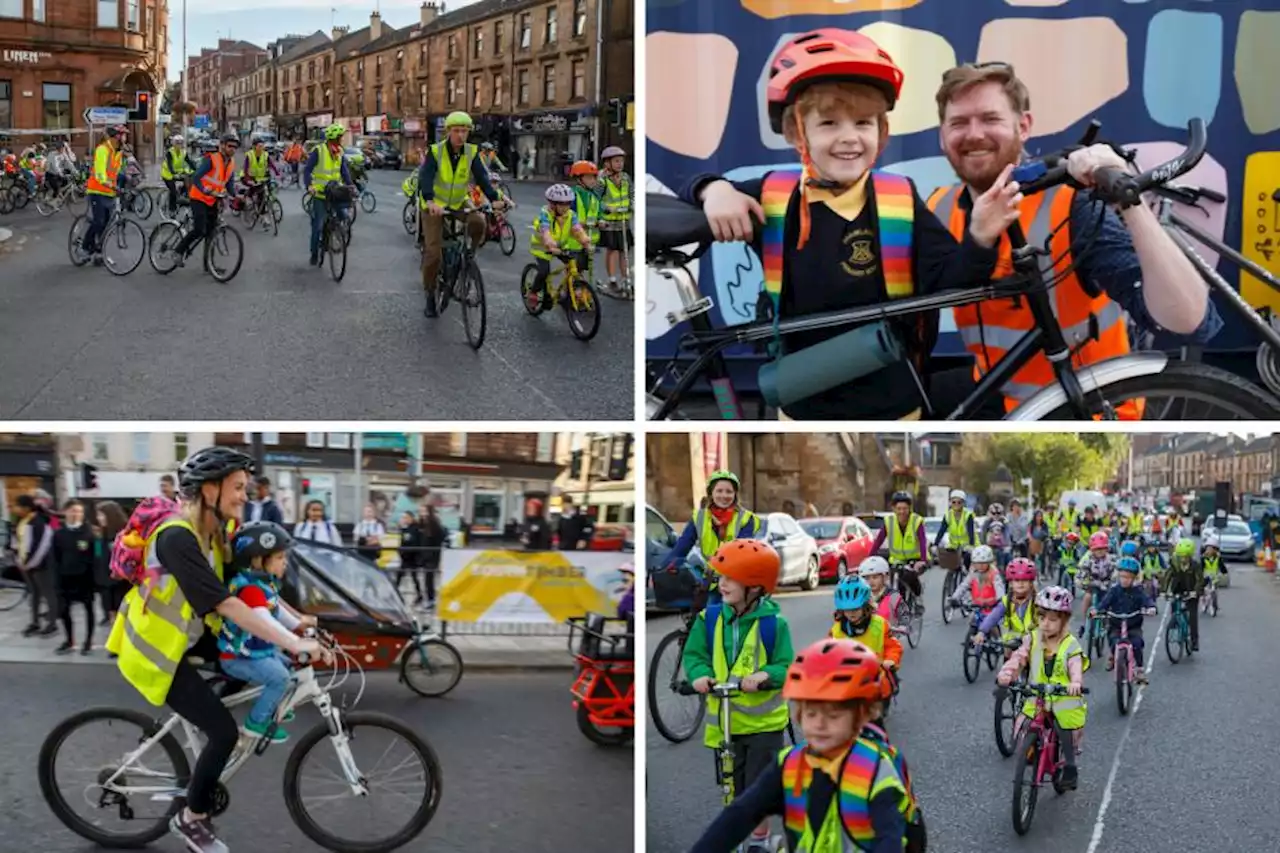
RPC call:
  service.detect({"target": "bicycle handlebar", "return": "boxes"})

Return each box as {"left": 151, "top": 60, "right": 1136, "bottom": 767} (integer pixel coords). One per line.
{"left": 1095, "top": 610, "right": 1148, "bottom": 620}
{"left": 676, "top": 678, "right": 776, "bottom": 696}
{"left": 1022, "top": 683, "right": 1091, "bottom": 697}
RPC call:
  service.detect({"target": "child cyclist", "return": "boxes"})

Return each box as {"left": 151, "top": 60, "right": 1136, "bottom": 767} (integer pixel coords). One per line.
{"left": 217, "top": 521, "right": 320, "bottom": 743}
{"left": 971, "top": 557, "right": 1038, "bottom": 659}
{"left": 1091, "top": 557, "right": 1156, "bottom": 683}
{"left": 691, "top": 638, "right": 924, "bottom": 853}
{"left": 830, "top": 574, "right": 902, "bottom": 724}
{"left": 996, "top": 586, "right": 1088, "bottom": 790}
{"left": 526, "top": 184, "right": 594, "bottom": 314}
{"left": 1140, "top": 535, "right": 1165, "bottom": 601}
{"left": 858, "top": 555, "right": 902, "bottom": 628}
{"left": 1078, "top": 531, "right": 1117, "bottom": 637}
{"left": 679, "top": 28, "right": 1021, "bottom": 419}
{"left": 683, "top": 540, "right": 795, "bottom": 853}
{"left": 1057, "top": 531, "right": 1082, "bottom": 590}
{"left": 948, "top": 544, "right": 1005, "bottom": 613}
{"left": 568, "top": 160, "right": 603, "bottom": 281}
{"left": 1199, "top": 531, "right": 1227, "bottom": 597}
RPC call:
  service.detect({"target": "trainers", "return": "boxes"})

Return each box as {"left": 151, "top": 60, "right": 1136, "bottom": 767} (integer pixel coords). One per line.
{"left": 169, "top": 811, "right": 229, "bottom": 853}
{"left": 21, "top": 625, "right": 38, "bottom": 638}
{"left": 243, "top": 717, "right": 288, "bottom": 743}
{"left": 1059, "top": 765, "right": 1079, "bottom": 790}
{"left": 423, "top": 295, "right": 438, "bottom": 318}
{"left": 39, "top": 624, "right": 59, "bottom": 636}
{"left": 55, "top": 641, "right": 73, "bottom": 655}
{"left": 1136, "top": 672, "right": 1148, "bottom": 685}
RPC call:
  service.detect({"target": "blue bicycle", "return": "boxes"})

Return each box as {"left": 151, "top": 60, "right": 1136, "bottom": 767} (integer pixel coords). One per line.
{"left": 1164, "top": 590, "right": 1197, "bottom": 664}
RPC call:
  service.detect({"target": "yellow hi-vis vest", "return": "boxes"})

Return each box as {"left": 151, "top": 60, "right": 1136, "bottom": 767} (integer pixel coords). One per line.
{"left": 1127, "top": 513, "right": 1144, "bottom": 535}
{"left": 694, "top": 506, "right": 759, "bottom": 561}
{"left": 945, "top": 508, "right": 974, "bottom": 548}
{"left": 160, "top": 146, "right": 190, "bottom": 181}
{"left": 601, "top": 174, "right": 630, "bottom": 221}
{"left": 309, "top": 144, "right": 343, "bottom": 196}
{"left": 888, "top": 513, "right": 924, "bottom": 563}
{"left": 424, "top": 141, "right": 477, "bottom": 210}
{"left": 1022, "top": 631, "right": 1088, "bottom": 730}
{"left": 244, "top": 149, "right": 269, "bottom": 181}
{"left": 106, "top": 519, "right": 225, "bottom": 706}
{"left": 529, "top": 207, "right": 575, "bottom": 260}
{"left": 830, "top": 612, "right": 886, "bottom": 658}
{"left": 706, "top": 609, "right": 789, "bottom": 748}
{"left": 567, "top": 189, "right": 601, "bottom": 250}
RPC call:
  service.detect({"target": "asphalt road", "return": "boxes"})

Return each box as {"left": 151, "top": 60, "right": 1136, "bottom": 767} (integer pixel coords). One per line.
{"left": 646, "top": 560, "right": 1280, "bottom": 853}
{"left": 0, "top": 172, "right": 632, "bottom": 419}
{"left": 1, "top": 666, "right": 633, "bottom": 852}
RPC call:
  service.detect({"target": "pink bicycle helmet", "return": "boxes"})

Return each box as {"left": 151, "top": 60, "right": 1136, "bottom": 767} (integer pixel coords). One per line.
{"left": 1035, "top": 585, "right": 1073, "bottom": 614}
{"left": 1005, "top": 558, "right": 1036, "bottom": 582}
{"left": 1088, "top": 532, "right": 1109, "bottom": 550}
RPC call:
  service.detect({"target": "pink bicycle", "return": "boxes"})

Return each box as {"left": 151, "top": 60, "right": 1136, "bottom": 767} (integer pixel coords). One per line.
{"left": 1096, "top": 609, "right": 1146, "bottom": 715}
{"left": 1011, "top": 682, "right": 1090, "bottom": 835}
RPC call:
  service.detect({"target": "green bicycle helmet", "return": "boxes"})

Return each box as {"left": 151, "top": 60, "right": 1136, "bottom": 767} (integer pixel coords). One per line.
{"left": 324, "top": 123, "right": 345, "bottom": 141}
{"left": 706, "top": 469, "right": 740, "bottom": 494}
{"left": 1174, "top": 538, "right": 1195, "bottom": 558}
{"left": 444, "top": 110, "right": 474, "bottom": 129}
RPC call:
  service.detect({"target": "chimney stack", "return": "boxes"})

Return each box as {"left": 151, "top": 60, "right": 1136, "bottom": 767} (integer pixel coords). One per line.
{"left": 420, "top": 1, "right": 439, "bottom": 26}
{"left": 332, "top": 25, "right": 350, "bottom": 43}
{"left": 370, "top": 11, "right": 382, "bottom": 41}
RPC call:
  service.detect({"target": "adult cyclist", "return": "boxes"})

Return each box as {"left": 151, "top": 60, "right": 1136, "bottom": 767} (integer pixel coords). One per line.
{"left": 302, "top": 123, "right": 355, "bottom": 267}
{"left": 160, "top": 133, "right": 196, "bottom": 217}
{"left": 934, "top": 489, "right": 976, "bottom": 570}
{"left": 104, "top": 447, "right": 330, "bottom": 853}
{"left": 663, "top": 470, "right": 765, "bottom": 603}
{"left": 871, "top": 491, "right": 927, "bottom": 611}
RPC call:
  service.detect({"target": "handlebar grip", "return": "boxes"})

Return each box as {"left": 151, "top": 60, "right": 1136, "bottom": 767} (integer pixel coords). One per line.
{"left": 676, "top": 681, "right": 697, "bottom": 696}
{"left": 1094, "top": 166, "right": 1139, "bottom": 207}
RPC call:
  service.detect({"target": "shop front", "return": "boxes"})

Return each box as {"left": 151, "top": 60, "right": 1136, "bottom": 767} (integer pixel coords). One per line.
{"left": 0, "top": 447, "right": 58, "bottom": 528}
{"left": 260, "top": 448, "right": 410, "bottom": 528}
{"left": 509, "top": 109, "right": 593, "bottom": 179}
{"left": 305, "top": 111, "right": 334, "bottom": 141}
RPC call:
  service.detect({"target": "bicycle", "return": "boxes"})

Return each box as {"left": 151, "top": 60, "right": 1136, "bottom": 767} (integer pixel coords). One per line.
{"left": 1200, "top": 574, "right": 1220, "bottom": 617}
{"left": 396, "top": 613, "right": 465, "bottom": 698}
{"left": 1079, "top": 592, "right": 1108, "bottom": 662}
{"left": 645, "top": 118, "right": 1280, "bottom": 420}
{"left": 959, "top": 605, "right": 1002, "bottom": 683}
{"left": 430, "top": 205, "right": 488, "bottom": 350}
{"left": 648, "top": 607, "right": 707, "bottom": 743}
{"left": 567, "top": 613, "right": 635, "bottom": 746}
{"left": 357, "top": 181, "right": 376, "bottom": 214}
{"left": 990, "top": 642, "right": 1032, "bottom": 757}
{"left": 147, "top": 193, "right": 244, "bottom": 283}
{"left": 34, "top": 172, "right": 87, "bottom": 217}
{"left": 37, "top": 629, "right": 442, "bottom": 853}
{"left": 68, "top": 195, "right": 147, "bottom": 276}
{"left": 1094, "top": 609, "right": 1147, "bottom": 715}
{"left": 937, "top": 547, "right": 965, "bottom": 624}
{"left": 316, "top": 190, "right": 352, "bottom": 283}
{"left": 485, "top": 204, "right": 517, "bottom": 256}
{"left": 0, "top": 555, "right": 28, "bottom": 612}
{"left": 1010, "top": 683, "right": 1091, "bottom": 835}
{"left": 1163, "top": 590, "right": 1197, "bottom": 664}
{"left": 520, "top": 250, "right": 602, "bottom": 341}
{"left": 242, "top": 179, "right": 283, "bottom": 237}
{"left": 887, "top": 561, "right": 925, "bottom": 650}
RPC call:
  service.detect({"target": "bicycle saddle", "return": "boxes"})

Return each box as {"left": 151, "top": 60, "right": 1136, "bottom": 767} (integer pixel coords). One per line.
{"left": 647, "top": 193, "right": 714, "bottom": 253}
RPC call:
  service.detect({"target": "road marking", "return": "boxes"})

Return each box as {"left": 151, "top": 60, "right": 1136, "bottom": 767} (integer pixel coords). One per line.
{"left": 1084, "top": 602, "right": 1170, "bottom": 853}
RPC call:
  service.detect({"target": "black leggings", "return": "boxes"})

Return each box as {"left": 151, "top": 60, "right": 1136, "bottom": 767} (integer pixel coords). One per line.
{"left": 395, "top": 566, "right": 435, "bottom": 603}
{"left": 165, "top": 659, "right": 239, "bottom": 815}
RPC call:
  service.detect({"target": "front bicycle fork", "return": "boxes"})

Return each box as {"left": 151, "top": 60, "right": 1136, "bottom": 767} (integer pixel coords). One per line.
{"left": 315, "top": 694, "right": 370, "bottom": 797}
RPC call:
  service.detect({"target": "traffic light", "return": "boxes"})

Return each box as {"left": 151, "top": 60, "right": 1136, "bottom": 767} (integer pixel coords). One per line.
{"left": 128, "top": 92, "right": 151, "bottom": 122}
{"left": 79, "top": 463, "right": 99, "bottom": 491}
{"left": 301, "top": 478, "right": 312, "bottom": 494}
{"left": 607, "top": 98, "right": 624, "bottom": 128}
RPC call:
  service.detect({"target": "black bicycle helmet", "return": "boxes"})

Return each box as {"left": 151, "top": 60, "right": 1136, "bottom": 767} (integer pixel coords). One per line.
{"left": 891, "top": 490, "right": 913, "bottom": 506}
{"left": 220, "top": 132, "right": 239, "bottom": 145}
{"left": 232, "top": 521, "right": 294, "bottom": 568}
{"left": 178, "top": 446, "right": 256, "bottom": 496}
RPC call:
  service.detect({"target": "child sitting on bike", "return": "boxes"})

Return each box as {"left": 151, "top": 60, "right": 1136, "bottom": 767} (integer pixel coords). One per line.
{"left": 1164, "top": 538, "right": 1203, "bottom": 652}
{"left": 691, "top": 638, "right": 922, "bottom": 853}
{"left": 528, "top": 183, "right": 594, "bottom": 313}
{"left": 1058, "top": 531, "right": 1082, "bottom": 588}
{"left": 972, "top": 557, "right": 1038, "bottom": 658}
{"left": 679, "top": 28, "right": 1020, "bottom": 420}
{"left": 217, "top": 521, "right": 318, "bottom": 743}
{"left": 1091, "top": 557, "right": 1156, "bottom": 683}
{"left": 948, "top": 544, "right": 1005, "bottom": 612}
{"left": 996, "top": 586, "right": 1087, "bottom": 791}
{"left": 1139, "top": 537, "right": 1164, "bottom": 599}
{"left": 683, "top": 540, "right": 795, "bottom": 853}
{"left": 858, "top": 556, "right": 901, "bottom": 628}
{"left": 1077, "top": 532, "right": 1116, "bottom": 637}
{"left": 1199, "top": 532, "right": 1227, "bottom": 590}
{"left": 830, "top": 575, "right": 901, "bottom": 722}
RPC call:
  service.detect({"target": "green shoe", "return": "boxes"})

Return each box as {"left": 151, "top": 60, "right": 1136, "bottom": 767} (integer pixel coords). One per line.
{"left": 280, "top": 709, "right": 295, "bottom": 723}
{"left": 243, "top": 717, "right": 288, "bottom": 744}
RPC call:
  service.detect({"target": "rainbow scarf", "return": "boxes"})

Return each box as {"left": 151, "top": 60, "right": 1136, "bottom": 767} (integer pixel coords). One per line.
{"left": 780, "top": 738, "right": 883, "bottom": 848}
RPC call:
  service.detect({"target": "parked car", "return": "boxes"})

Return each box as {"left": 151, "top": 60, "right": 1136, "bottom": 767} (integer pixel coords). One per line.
{"left": 798, "top": 516, "right": 876, "bottom": 582}
{"left": 587, "top": 524, "right": 630, "bottom": 552}
{"left": 922, "top": 516, "right": 943, "bottom": 548}
{"left": 645, "top": 504, "right": 678, "bottom": 611}
{"left": 856, "top": 512, "right": 891, "bottom": 557}
{"left": 760, "top": 512, "right": 821, "bottom": 590}
{"left": 1208, "top": 515, "right": 1254, "bottom": 562}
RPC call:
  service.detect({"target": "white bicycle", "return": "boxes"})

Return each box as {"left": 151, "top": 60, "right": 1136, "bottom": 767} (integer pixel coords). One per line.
{"left": 38, "top": 629, "right": 442, "bottom": 852}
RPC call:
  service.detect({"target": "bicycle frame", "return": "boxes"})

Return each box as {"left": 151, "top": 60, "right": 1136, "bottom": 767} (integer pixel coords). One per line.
{"left": 549, "top": 255, "right": 592, "bottom": 312}
{"left": 1102, "top": 612, "right": 1141, "bottom": 685}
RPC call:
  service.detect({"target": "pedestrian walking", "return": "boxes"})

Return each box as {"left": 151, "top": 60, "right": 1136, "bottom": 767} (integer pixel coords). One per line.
{"left": 1029, "top": 509, "right": 1049, "bottom": 574}
{"left": 53, "top": 499, "right": 96, "bottom": 655}
{"left": 557, "top": 496, "right": 584, "bottom": 551}
{"left": 293, "top": 500, "right": 343, "bottom": 545}
{"left": 354, "top": 505, "right": 385, "bottom": 562}
{"left": 13, "top": 494, "right": 59, "bottom": 638}
{"left": 93, "top": 501, "right": 130, "bottom": 629}
{"left": 245, "top": 476, "right": 284, "bottom": 524}
{"left": 421, "top": 505, "right": 447, "bottom": 609}
{"left": 1007, "top": 500, "right": 1030, "bottom": 558}
{"left": 395, "top": 511, "right": 426, "bottom": 606}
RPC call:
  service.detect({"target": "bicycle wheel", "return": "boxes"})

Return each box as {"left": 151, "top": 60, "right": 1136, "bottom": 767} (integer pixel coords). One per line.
{"left": 283, "top": 712, "right": 442, "bottom": 853}
{"left": 962, "top": 633, "right": 981, "bottom": 683}
{"left": 1165, "top": 615, "right": 1183, "bottom": 664}
{"left": 13, "top": 185, "right": 29, "bottom": 209}
{"left": 941, "top": 571, "right": 958, "bottom": 624}
{"left": 0, "top": 580, "right": 27, "bottom": 612}
{"left": 1039, "top": 362, "right": 1280, "bottom": 420}
{"left": 499, "top": 221, "right": 516, "bottom": 256}
{"left": 402, "top": 200, "right": 416, "bottom": 236}
{"left": 301, "top": 193, "right": 313, "bottom": 215}
{"left": 1115, "top": 646, "right": 1132, "bottom": 715}
{"left": 271, "top": 197, "right": 284, "bottom": 224}
{"left": 130, "top": 189, "right": 153, "bottom": 219}
{"left": 243, "top": 198, "right": 259, "bottom": 230}
{"left": 577, "top": 700, "right": 633, "bottom": 747}
{"left": 35, "top": 187, "right": 60, "bottom": 217}
{"left": 994, "top": 685, "right": 1019, "bottom": 758}
{"left": 38, "top": 707, "right": 190, "bottom": 848}
{"left": 648, "top": 628, "right": 705, "bottom": 743}
{"left": 1092, "top": 621, "right": 1106, "bottom": 661}
{"left": 1011, "top": 727, "right": 1041, "bottom": 836}
{"left": 896, "top": 599, "right": 921, "bottom": 650}
{"left": 399, "top": 637, "right": 464, "bottom": 697}
{"left": 206, "top": 225, "right": 244, "bottom": 283}
{"left": 0, "top": 186, "right": 15, "bottom": 215}
{"left": 267, "top": 201, "right": 279, "bottom": 237}
{"left": 360, "top": 190, "right": 376, "bottom": 213}
{"left": 461, "top": 259, "right": 486, "bottom": 350}
{"left": 100, "top": 219, "right": 144, "bottom": 276}
{"left": 328, "top": 223, "right": 348, "bottom": 282}
{"left": 147, "top": 221, "right": 183, "bottom": 274}
{"left": 67, "top": 215, "right": 91, "bottom": 266}
{"left": 564, "top": 277, "right": 601, "bottom": 341}
{"left": 520, "top": 264, "right": 543, "bottom": 315}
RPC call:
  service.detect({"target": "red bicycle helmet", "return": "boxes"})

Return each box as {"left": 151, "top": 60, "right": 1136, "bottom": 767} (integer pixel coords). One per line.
{"left": 1005, "top": 558, "right": 1037, "bottom": 582}
{"left": 1088, "top": 532, "right": 1109, "bottom": 550}
{"left": 783, "top": 639, "right": 883, "bottom": 702}
{"left": 710, "top": 539, "right": 781, "bottom": 594}
{"left": 765, "top": 29, "right": 905, "bottom": 135}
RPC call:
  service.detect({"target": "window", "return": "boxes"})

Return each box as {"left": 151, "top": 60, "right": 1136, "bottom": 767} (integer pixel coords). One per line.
{"left": 356, "top": 60, "right": 363, "bottom": 82}
{"left": 42, "top": 83, "right": 71, "bottom": 130}
{"left": 471, "top": 75, "right": 481, "bottom": 109}
{"left": 308, "top": 60, "right": 315, "bottom": 81}
{"left": 97, "top": 0, "right": 118, "bottom": 27}
{"left": 545, "top": 5, "right": 557, "bottom": 44}
{"left": 536, "top": 433, "right": 554, "bottom": 463}
{"left": 517, "top": 69, "right": 529, "bottom": 105}
{"left": 0, "top": 0, "right": 21, "bottom": 18}
{"left": 306, "top": 432, "right": 326, "bottom": 448}
{"left": 323, "top": 87, "right": 330, "bottom": 108}
{"left": 419, "top": 84, "right": 427, "bottom": 108}
{"left": 449, "top": 434, "right": 467, "bottom": 457}
{"left": 132, "top": 433, "right": 151, "bottom": 465}
{"left": 394, "top": 84, "right": 402, "bottom": 112}
{"left": 492, "top": 73, "right": 502, "bottom": 107}
{"left": 395, "top": 49, "right": 403, "bottom": 70}
{"left": 327, "top": 433, "right": 351, "bottom": 450}
{"left": 0, "top": 81, "right": 10, "bottom": 129}
{"left": 419, "top": 43, "right": 426, "bottom": 67}
{"left": 447, "top": 34, "right": 457, "bottom": 59}
{"left": 572, "top": 59, "right": 585, "bottom": 99}
{"left": 174, "top": 433, "right": 189, "bottom": 461}
{"left": 542, "top": 64, "right": 555, "bottom": 103}
{"left": 282, "top": 91, "right": 289, "bottom": 112}
{"left": 574, "top": 0, "right": 587, "bottom": 37}
{"left": 323, "top": 56, "right": 331, "bottom": 74}
{"left": 446, "top": 76, "right": 457, "bottom": 105}
{"left": 376, "top": 56, "right": 382, "bottom": 80}
{"left": 494, "top": 21, "right": 504, "bottom": 55}
{"left": 92, "top": 434, "right": 110, "bottom": 461}
{"left": 520, "top": 13, "right": 531, "bottom": 49}
{"left": 374, "top": 87, "right": 382, "bottom": 113}
{"left": 307, "top": 88, "right": 315, "bottom": 110}
{"left": 474, "top": 28, "right": 483, "bottom": 58}
{"left": 125, "top": 0, "right": 139, "bottom": 29}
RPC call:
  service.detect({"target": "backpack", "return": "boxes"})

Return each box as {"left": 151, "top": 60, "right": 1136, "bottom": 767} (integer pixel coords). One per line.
{"left": 987, "top": 522, "right": 1007, "bottom": 548}
{"left": 862, "top": 726, "right": 927, "bottom": 852}
{"left": 704, "top": 603, "right": 777, "bottom": 661}
{"left": 109, "top": 496, "right": 182, "bottom": 586}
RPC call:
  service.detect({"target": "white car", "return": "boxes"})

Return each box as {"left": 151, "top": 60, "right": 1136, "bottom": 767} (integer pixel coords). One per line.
{"left": 758, "top": 512, "right": 821, "bottom": 590}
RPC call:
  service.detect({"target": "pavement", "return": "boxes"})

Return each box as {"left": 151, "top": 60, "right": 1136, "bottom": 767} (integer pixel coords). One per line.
{"left": 0, "top": 665, "right": 633, "bottom": 852}
{"left": 646, "top": 560, "right": 1280, "bottom": 852}
{"left": 0, "top": 168, "right": 633, "bottom": 419}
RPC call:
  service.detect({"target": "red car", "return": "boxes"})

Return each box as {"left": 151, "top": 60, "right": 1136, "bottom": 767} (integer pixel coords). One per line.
{"left": 798, "top": 516, "right": 876, "bottom": 582}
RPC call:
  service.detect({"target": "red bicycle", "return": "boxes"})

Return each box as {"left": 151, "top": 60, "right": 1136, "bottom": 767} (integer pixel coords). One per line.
{"left": 566, "top": 614, "right": 634, "bottom": 747}
{"left": 485, "top": 204, "right": 517, "bottom": 256}
{"left": 1011, "top": 682, "right": 1090, "bottom": 835}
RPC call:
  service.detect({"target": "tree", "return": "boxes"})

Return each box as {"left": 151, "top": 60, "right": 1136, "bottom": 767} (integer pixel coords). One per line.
{"left": 959, "top": 433, "right": 1116, "bottom": 507}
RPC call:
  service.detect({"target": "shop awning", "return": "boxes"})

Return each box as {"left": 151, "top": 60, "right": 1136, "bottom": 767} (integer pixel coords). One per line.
{"left": 98, "top": 69, "right": 159, "bottom": 94}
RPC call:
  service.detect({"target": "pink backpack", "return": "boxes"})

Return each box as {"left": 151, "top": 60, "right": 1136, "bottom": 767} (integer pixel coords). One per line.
{"left": 109, "top": 496, "right": 181, "bottom": 586}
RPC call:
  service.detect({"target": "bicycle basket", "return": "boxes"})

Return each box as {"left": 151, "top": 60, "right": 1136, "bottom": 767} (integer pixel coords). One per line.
{"left": 324, "top": 181, "right": 353, "bottom": 205}
{"left": 650, "top": 564, "right": 702, "bottom": 610}
{"left": 938, "top": 548, "right": 961, "bottom": 572}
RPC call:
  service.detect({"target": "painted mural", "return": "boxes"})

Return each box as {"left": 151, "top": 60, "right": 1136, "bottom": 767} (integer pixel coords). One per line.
{"left": 644, "top": 0, "right": 1280, "bottom": 370}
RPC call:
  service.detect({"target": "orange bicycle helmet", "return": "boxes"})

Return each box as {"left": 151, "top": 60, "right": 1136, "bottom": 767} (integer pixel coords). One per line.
{"left": 710, "top": 539, "right": 781, "bottom": 594}
{"left": 765, "top": 29, "right": 905, "bottom": 134}
{"left": 783, "top": 638, "right": 883, "bottom": 702}
{"left": 569, "top": 160, "right": 598, "bottom": 177}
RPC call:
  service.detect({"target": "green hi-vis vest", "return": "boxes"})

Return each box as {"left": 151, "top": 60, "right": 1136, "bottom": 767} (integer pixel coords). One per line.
{"left": 160, "top": 146, "right": 190, "bottom": 181}
{"left": 105, "top": 519, "right": 225, "bottom": 706}
{"left": 705, "top": 610, "right": 788, "bottom": 748}
{"left": 244, "top": 149, "right": 269, "bottom": 181}
{"left": 567, "top": 188, "right": 601, "bottom": 250}
{"left": 1023, "top": 631, "right": 1088, "bottom": 730}
{"left": 693, "top": 506, "right": 759, "bottom": 561}
{"left": 888, "top": 513, "right": 924, "bottom": 563}
{"left": 1127, "top": 513, "right": 1144, "bottom": 534}
{"left": 530, "top": 206, "right": 575, "bottom": 260}
{"left": 310, "top": 144, "right": 343, "bottom": 196}
{"left": 601, "top": 174, "right": 630, "bottom": 221}
{"left": 424, "top": 141, "right": 477, "bottom": 210}
{"left": 945, "top": 508, "right": 974, "bottom": 548}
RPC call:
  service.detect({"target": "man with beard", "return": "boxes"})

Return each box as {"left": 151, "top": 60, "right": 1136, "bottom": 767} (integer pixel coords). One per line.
{"left": 927, "top": 63, "right": 1221, "bottom": 418}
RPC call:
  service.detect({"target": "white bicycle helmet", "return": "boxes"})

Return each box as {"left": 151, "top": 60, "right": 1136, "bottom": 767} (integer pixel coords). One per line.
{"left": 545, "top": 183, "right": 575, "bottom": 204}
{"left": 971, "top": 545, "right": 995, "bottom": 564}
{"left": 988, "top": 503, "right": 1004, "bottom": 516}
{"left": 858, "top": 556, "right": 890, "bottom": 577}
{"left": 1036, "top": 585, "right": 1074, "bottom": 614}
{"left": 949, "top": 489, "right": 966, "bottom": 502}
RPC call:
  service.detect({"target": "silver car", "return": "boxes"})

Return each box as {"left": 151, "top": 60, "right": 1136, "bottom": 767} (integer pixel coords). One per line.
{"left": 759, "top": 512, "right": 821, "bottom": 590}
{"left": 1207, "top": 517, "right": 1254, "bottom": 561}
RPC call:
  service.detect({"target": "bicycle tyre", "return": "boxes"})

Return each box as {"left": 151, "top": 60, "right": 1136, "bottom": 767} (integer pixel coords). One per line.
{"left": 206, "top": 225, "right": 244, "bottom": 283}
{"left": 499, "top": 221, "right": 516, "bottom": 256}
{"left": 0, "top": 186, "right": 14, "bottom": 215}
{"left": 282, "top": 711, "right": 442, "bottom": 853}
{"left": 147, "top": 221, "right": 182, "bottom": 274}
{"left": 1011, "top": 727, "right": 1040, "bottom": 836}
{"left": 576, "top": 701, "right": 634, "bottom": 747}
{"left": 268, "top": 201, "right": 279, "bottom": 237}
{"left": 962, "top": 633, "right": 981, "bottom": 684}
{"left": 243, "top": 198, "right": 259, "bottom": 230}
{"left": 1039, "top": 362, "right": 1280, "bottom": 420}
{"left": 565, "top": 278, "right": 601, "bottom": 341}
{"left": 130, "top": 189, "right": 153, "bottom": 220}
{"left": 461, "top": 259, "right": 486, "bottom": 350}
{"left": 35, "top": 188, "right": 59, "bottom": 217}
{"left": 38, "top": 706, "right": 190, "bottom": 849}
{"left": 985, "top": 627, "right": 1003, "bottom": 671}
{"left": 67, "top": 215, "right": 91, "bottom": 266}
{"left": 402, "top": 200, "right": 416, "bottom": 236}
{"left": 1165, "top": 614, "right": 1183, "bottom": 664}
{"left": 648, "top": 628, "right": 704, "bottom": 743}
{"left": 301, "top": 193, "right": 313, "bottom": 215}
{"left": 398, "top": 637, "right": 464, "bottom": 698}
{"left": 1092, "top": 621, "right": 1105, "bottom": 661}
{"left": 13, "top": 185, "right": 29, "bottom": 209}
{"left": 941, "top": 571, "right": 958, "bottom": 624}
{"left": 101, "top": 219, "right": 146, "bottom": 277}
{"left": 328, "top": 224, "right": 348, "bottom": 282}
{"left": 994, "top": 685, "right": 1018, "bottom": 758}
{"left": 520, "top": 264, "right": 543, "bottom": 315}
{"left": 361, "top": 190, "right": 376, "bottom": 213}
{"left": 1115, "top": 646, "right": 1132, "bottom": 715}
{"left": 271, "top": 198, "right": 284, "bottom": 224}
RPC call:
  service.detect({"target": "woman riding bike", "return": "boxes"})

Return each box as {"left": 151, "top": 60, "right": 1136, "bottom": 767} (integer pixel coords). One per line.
{"left": 662, "top": 470, "right": 765, "bottom": 603}
{"left": 105, "top": 447, "right": 331, "bottom": 853}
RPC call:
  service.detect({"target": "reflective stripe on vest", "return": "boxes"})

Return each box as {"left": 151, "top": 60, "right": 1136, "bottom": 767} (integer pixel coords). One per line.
{"left": 85, "top": 143, "right": 121, "bottom": 196}
{"left": 706, "top": 614, "right": 788, "bottom": 748}
{"left": 778, "top": 740, "right": 908, "bottom": 852}
{"left": 191, "top": 153, "right": 233, "bottom": 205}
{"left": 1128, "top": 514, "right": 1144, "bottom": 534}
{"left": 245, "top": 149, "right": 269, "bottom": 180}
{"left": 430, "top": 141, "right": 477, "bottom": 210}
{"left": 1001, "top": 594, "right": 1036, "bottom": 635}
{"left": 530, "top": 207, "right": 574, "bottom": 260}
{"left": 310, "top": 145, "right": 342, "bottom": 196}
{"left": 160, "top": 146, "right": 187, "bottom": 180}
{"left": 1024, "top": 632, "right": 1087, "bottom": 728}
{"left": 601, "top": 175, "right": 630, "bottom": 220}
{"left": 927, "top": 183, "right": 1136, "bottom": 416}
{"left": 695, "top": 507, "right": 755, "bottom": 561}
{"left": 946, "top": 509, "right": 973, "bottom": 547}
{"left": 888, "top": 513, "right": 923, "bottom": 563}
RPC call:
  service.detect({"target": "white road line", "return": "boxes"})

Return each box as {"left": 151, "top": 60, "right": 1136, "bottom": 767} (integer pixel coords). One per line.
{"left": 1085, "top": 603, "right": 1171, "bottom": 853}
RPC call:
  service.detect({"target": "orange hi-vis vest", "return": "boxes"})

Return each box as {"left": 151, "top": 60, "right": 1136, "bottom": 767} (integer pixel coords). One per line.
{"left": 190, "top": 152, "right": 233, "bottom": 205}
{"left": 85, "top": 142, "right": 122, "bottom": 196}
{"left": 926, "top": 183, "right": 1137, "bottom": 418}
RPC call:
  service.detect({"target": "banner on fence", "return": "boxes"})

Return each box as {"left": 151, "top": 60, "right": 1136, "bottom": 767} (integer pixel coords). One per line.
{"left": 438, "top": 549, "right": 630, "bottom": 624}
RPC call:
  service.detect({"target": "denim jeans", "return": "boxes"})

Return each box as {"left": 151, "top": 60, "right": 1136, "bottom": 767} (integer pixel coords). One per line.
{"left": 220, "top": 653, "right": 292, "bottom": 726}
{"left": 81, "top": 194, "right": 113, "bottom": 253}
{"left": 309, "top": 196, "right": 349, "bottom": 257}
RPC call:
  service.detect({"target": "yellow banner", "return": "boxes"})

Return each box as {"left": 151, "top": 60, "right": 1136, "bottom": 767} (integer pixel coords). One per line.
{"left": 1241, "top": 151, "right": 1280, "bottom": 311}
{"left": 438, "top": 549, "right": 627, "bottom": 623}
